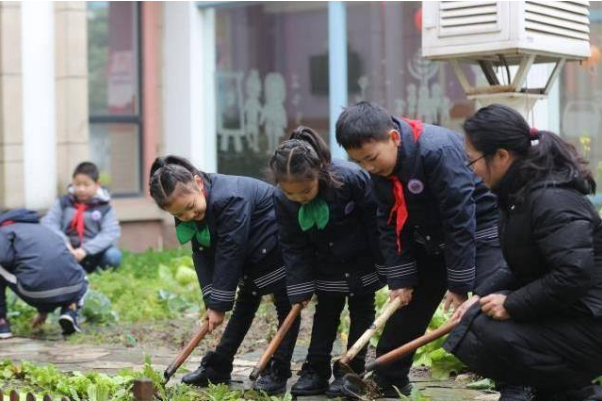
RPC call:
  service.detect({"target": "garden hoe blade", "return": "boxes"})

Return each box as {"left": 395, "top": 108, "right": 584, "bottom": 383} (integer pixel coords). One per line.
{"left": 249, "top": 303, "right": 303, "bottom": 381}
{"left": 341, "top": 318, "right": 460, "bottom": 400}
{"left": 334, "top": 297, "right": 403, "bottom": 376}
{"left": 163, "top": 319, "right": 210, "bottom": 384}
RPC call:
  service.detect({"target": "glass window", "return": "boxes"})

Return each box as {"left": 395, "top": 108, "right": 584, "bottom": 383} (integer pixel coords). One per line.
{"left": 560, "top": 3, "right": 602, "bottom": 196}
{"left": 214, "top": 2, "right": 329, "bottom": 179}
{"left": 87, "top": 1, "right": 142, "bottom": 195}
{"left": 346, "top": 2, "right": 477, "bottom": 133}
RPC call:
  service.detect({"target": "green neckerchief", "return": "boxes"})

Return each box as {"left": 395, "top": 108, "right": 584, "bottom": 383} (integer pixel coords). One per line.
{"left": 298, "top": 198, "right": 330, "bottom": 231}
{"left": 176, "top": 221, "right": 211, "bottom": 247}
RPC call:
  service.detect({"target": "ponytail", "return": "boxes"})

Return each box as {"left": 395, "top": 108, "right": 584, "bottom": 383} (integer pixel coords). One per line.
{"left": 149, "top": 155, "right": 204, "bottom": 208}
{"left": 464, "top": 104, "right": 596, "bottom": 197}
{"left": 269, "top": 126, "right": 341, "bottom": 188}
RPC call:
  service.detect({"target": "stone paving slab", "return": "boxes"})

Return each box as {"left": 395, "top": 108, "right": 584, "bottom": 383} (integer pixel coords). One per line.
{"left": 0, "top": 337, "right": 498, "bottom": 401}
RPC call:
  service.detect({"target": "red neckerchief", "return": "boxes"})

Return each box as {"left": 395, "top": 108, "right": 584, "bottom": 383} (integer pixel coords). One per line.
{"left": 388, "top": 118, "right": 423, "bottom": 253}
{"left": 69, "top": 202, "right": 88, "bottom": 244}
{"left": 0, "top": 220, "right": 14, "bottom": 227}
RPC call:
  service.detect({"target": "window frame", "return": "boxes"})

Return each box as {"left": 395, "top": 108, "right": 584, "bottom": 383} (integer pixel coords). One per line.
{"left": 88, "top": 1, "right": 144, "bottom": 198}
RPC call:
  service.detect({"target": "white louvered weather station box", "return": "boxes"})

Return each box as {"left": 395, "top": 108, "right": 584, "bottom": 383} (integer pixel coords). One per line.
{"left": 421, "top": 1, "right": 591, "bottom": 112}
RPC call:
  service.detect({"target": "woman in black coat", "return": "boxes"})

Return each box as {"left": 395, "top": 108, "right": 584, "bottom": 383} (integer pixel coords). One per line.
{"left": 446, "top": 104, "right": 602, "bottom": 401}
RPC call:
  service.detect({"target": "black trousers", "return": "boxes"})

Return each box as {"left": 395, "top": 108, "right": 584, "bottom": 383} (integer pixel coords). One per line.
{"left": 215, "top": 284, "right": 300, "bottom": 373}
{"left": 448, "top": 308, "right": 602, "bottom": 395}
{"left": 0, "top": 276, "right": 87, "bottom": 318}
{"left": 375, "top": 236, "right": 504, "bottom": 386}
{"left": 306, "top": 292, "right": 376, "bottom": 378}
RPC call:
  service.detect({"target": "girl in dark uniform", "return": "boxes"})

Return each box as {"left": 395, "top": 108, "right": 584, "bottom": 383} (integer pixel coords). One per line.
{"left": 269, "top": 127, "right": 383, "bottom": 398}
{"left": 149, "top": 156, "right": 299, "bottom": 395}
{"left": 447, "top": 104, "right": 602, "bottom": 401}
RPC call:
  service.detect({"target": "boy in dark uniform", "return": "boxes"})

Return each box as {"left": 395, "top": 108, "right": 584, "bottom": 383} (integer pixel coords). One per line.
{"left": 335, "top": 102, "right": 504, "bottom": 397}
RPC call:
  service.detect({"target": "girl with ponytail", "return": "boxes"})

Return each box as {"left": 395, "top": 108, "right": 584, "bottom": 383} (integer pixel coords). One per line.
{"left": 269, "top": 126, "right": 384, "bottom": 397}
{"left": 447, "top": 104, "right": 602, "bottom": 401}
{"left": 149, "top": 155, "right": 299, "bottom": 395}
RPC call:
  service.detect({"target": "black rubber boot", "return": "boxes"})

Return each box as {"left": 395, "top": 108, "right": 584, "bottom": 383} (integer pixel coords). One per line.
{"left": 555, "top": 384, "right": 602, "bottom": 401}
{"left": 290, "top": 361, "right": 330, "bottom": 396}
{"left": 252, "top": 358, "right": 291, "bottom": 396}
{"left": 497, "top": 383, "right": 534, "bottom": 401}
{"left": 181, "top": 351, "right": 232, "bottom": 387}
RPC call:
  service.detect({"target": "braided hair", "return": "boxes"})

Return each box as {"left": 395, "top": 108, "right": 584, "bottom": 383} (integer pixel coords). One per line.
{"left": 149, "top": 155, "right": 204, "bottom": 208}
{"left": 269, "top": 126, "right": 342, "bottom": 188}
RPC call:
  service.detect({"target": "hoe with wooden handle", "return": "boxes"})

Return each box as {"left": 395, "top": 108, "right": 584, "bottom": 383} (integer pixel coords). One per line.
{"left": 335, "top": 297, "right": 403, "bottom": 375}
{"left": 249, "top": 303, "right": 303, "bottom": 381}
{"left": 340, "top": 318, "right": 460, "bottom": 399}
{"left": 163, "top": 318, "right": 210, "bottom": 384}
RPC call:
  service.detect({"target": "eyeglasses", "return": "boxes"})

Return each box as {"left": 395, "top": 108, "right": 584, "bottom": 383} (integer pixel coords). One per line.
{"left": 466, "top": 154, "right": 487, "bottom": 169}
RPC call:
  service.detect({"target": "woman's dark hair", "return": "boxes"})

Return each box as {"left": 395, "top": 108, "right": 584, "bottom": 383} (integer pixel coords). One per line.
{"left": 73, "top": 161, "right": 100, "bottom": 182}
{"left": 269, "top": 126, "right": 341, "bottom": 188}
{"left": 149, "top": 155, "right": 203, "bottom": 208}
{"left": 464, "top": 103, "right": 595, "bottom": 195}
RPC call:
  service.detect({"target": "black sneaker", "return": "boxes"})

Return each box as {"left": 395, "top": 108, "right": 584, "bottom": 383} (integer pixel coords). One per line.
{"left": 291, "top": 364, "right": 329, "bottom": 396}
{"left": 252, "top": 359, "right": 291, "bottom": 395}
{"left": 181, "top": 351, "right": 232, "bottom": 387}
{"left": 0, "top": 318, "right": 12, "bottom": 339}
{"left": 59, "top": 304, "right": 81, "bottom": 335}
{"left": 497, "top": 384, "right": 534, "bottom": 401}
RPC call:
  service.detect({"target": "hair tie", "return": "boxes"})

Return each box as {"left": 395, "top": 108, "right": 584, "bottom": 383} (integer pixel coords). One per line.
{"left": 529, "top": 127, "right": 540, "bottom": 146}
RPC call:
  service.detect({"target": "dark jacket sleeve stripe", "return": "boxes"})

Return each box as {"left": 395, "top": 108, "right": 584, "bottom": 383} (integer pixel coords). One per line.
{"left": 374, "top": 185, "right": 418, "bottom": 289}
{"left": 207, "top": 196, "right": 252, "bottom": 311}
{"left": 423, "top": 145, "right": 476, "bottom": 293}
{"left": 352, "top": 169, "right": 384, "bottom": 267}
{"left": 192, "top": 252, "right": 214, "bottom": 304}
{"left": 274, "top": 192, "right": 316, "bottom": 303}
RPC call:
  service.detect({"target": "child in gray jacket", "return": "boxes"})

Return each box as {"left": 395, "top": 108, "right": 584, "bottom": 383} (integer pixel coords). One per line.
{"left": 0, "top": 209, "right": 88, "bottom": 337}
{"left": 42, "top": 162, "right": 122, "bottom": 273}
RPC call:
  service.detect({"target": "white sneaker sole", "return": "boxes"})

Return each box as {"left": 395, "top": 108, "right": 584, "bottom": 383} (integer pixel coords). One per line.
{"left": 59, "top": 314, "right": 81, "bottom": 334}
{"left": 0, "top": 332, "right": 12, "bottom": 339}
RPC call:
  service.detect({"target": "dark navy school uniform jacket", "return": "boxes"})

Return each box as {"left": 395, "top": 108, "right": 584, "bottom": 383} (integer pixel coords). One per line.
{"left": 372, "top": 118, "right": 499, "bottom": 294}
{"left": 0, "top": 209, "right": 87, "bottom": 303}
{"left": 183, "top": 174, "right": 284, "bottom": 312}
{"left": 274, "top": 160, "right": 384, "bottom": 304}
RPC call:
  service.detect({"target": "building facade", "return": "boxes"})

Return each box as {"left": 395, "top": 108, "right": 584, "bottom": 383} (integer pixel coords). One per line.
{"left": 0, "top": 1, "right": 600, "bottom": 251}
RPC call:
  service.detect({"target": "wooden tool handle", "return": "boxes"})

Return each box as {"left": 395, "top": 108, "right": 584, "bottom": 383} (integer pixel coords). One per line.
{"left": 164, "top": 320, "right": 210, "bottom": 382}
{"left": 340, "top": 297, "right": 403, "bottom": 365}
{"left": 365, "top": 318, "right": 459, "bottom": 372}
{"left": 249, "top": 303, "right": 303, "bottom": 381}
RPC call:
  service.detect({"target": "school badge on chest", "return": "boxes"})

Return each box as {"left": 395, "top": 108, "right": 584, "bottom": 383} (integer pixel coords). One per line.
{"left": 407, "top": 179, "right": 424, "bottom": 194}
{"left": 91, "top": 210, "right": 102, "bottom": 221}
